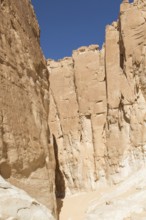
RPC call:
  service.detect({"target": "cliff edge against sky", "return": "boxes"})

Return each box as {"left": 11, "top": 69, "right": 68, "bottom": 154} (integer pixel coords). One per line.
{"left": 0, "top": 0, "right": 146, "bottom": 219}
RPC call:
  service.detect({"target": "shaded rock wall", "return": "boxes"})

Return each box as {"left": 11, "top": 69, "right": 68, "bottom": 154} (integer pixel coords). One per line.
{"left": 0, "top": 0, "right": 56, "bottom": 216}
{"left": 48, "top": 0, "right": 146, "bottom": 194}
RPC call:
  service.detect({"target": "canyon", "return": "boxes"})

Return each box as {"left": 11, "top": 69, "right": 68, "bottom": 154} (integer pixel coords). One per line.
{"left": 0, "top": 0, "right": 146, "bottom": 219}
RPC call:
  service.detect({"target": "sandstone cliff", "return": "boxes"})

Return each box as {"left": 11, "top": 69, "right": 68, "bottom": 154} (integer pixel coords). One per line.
{"left": 48, "top": 0, "right": 146, "bottom": 201}
{"left": 1, "top": 0, "right": 146, "bottom": 219}
{"left": 48, "top": 45, "right": 106, "bottom": 195}
{"left": 0, "top": 0, "right": 56, "bottom": 217}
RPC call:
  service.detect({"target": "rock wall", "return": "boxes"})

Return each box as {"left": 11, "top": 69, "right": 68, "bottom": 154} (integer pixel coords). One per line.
{"left": 0, "top": 0, "right": 56, "bottom": 217}
{"left": 1, "top": 0, "right": 146, "bottom": 218}
{"left": 105, "top": 0, "right": 146, "bottom": 184}
{"left": 48, "top": 0, "right": 146, "bottom": 195}
{"left": 48, "top": 45, "right": 107, "bottom": 195}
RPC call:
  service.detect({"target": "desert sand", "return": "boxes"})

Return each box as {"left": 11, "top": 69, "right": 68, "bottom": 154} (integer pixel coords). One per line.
{"left": 59, "top": 189, "right": 107, "bottom": 220}
{"left": 60, "top": 167, "right": 146, "bottom": 220}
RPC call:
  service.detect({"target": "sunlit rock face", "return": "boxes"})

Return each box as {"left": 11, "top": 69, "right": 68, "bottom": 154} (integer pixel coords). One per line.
{"left": 48, "top": 0, "right": 146, "bottom": 197}
{"left": 48, "top": 45, "right": 107, "bottom": 195}
{"left": 0, "top": 0, "right": 56, "bottom": 217}
{"left": 106, "top": 0, "right": 146, "bottom": 184}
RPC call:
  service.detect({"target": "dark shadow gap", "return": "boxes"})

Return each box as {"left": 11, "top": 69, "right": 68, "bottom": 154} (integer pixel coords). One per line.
{"left": 53, "top": 134, "right": 65, "bottom": 219}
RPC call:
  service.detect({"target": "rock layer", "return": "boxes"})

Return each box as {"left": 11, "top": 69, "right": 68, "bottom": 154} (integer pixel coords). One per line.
{"left": 48, "top": 0, "right": 146, "bottom": 197}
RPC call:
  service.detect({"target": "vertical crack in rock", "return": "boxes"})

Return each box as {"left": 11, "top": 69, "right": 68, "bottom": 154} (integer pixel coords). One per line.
{"left": 53, "top": 135, "right": 65, "bottom": 219}
{"left": 50, "top": 89, "right": 64, "bottom": 137}
{"left": 72, "top": 57, "right": 80, "bottom": 110}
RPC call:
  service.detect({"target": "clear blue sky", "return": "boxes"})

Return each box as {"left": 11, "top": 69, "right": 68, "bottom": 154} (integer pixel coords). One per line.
{"left": 31, "top": 0, "right": 130, "bottom": 60}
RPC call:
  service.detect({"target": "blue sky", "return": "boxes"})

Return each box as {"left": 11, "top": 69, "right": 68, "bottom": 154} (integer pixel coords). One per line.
{"left": 31, "top": 0, "right": 126, "bottom": 60}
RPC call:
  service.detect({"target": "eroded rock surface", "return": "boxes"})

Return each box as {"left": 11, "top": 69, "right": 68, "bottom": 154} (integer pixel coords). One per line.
{"left": 48, "top": 0, "right": 146, "bottom": 201}
{"left": 85, "top": 167, "right": 146, "bottom": 220}
{"left": 48, "top": 45, "right": 107, "bottom": 195}
{"left": 0, "top": 0, "right": 56, "bottom": 216}
{"left": 1, "top": 0, "right": 146, "bottom": 219}
{"left": 0, "top": 176, "right": 55, "bottom": 220}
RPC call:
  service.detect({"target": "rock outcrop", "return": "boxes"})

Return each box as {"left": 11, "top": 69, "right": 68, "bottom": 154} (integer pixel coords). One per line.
{"left": 0, "top": 176, "right": 55, "bottom": 220}
{"left": 48, "top": 0, "right": 146, "bottom": 199}
{"left": 48, "top": 45, "right": 107, "bottom": 195}
{"left": 105, "top": 0, "right": 146, "bottom": 184}
{"left": 85, "top": 167, "right": 146, "bottom": 220}
{"left": 0, "top": 0, "right": 56, "bottom": 217}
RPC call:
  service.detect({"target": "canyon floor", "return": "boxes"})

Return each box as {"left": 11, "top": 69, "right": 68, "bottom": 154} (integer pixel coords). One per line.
{"left": 59, "top": 191, "right": 105, "bottom": 220}
{"left": 59, "top": 167, "right": 146, "bottom": 220}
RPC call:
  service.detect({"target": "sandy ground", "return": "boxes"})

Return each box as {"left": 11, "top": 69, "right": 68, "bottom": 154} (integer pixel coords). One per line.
{"left": 59, "top": 189, "right": 107, "bottom": 220}
{"left": 59, "top": 167, "right": 146, "bottom": 220}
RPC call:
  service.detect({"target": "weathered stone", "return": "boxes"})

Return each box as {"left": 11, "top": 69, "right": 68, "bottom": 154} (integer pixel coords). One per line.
{"left": 0, "top": 0, "right": 56, "bottom": 217}
{"left": 48, "top": 45, "right": 107, "bottom": 194}
{"left": 2, "top": 0, "right": 146, "bottom": 219}
{"left": 0, "top": 176, "right": 55, "bottom": 220}
{"left": 48, "top": 0, "right": 146, "bottom": 198}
